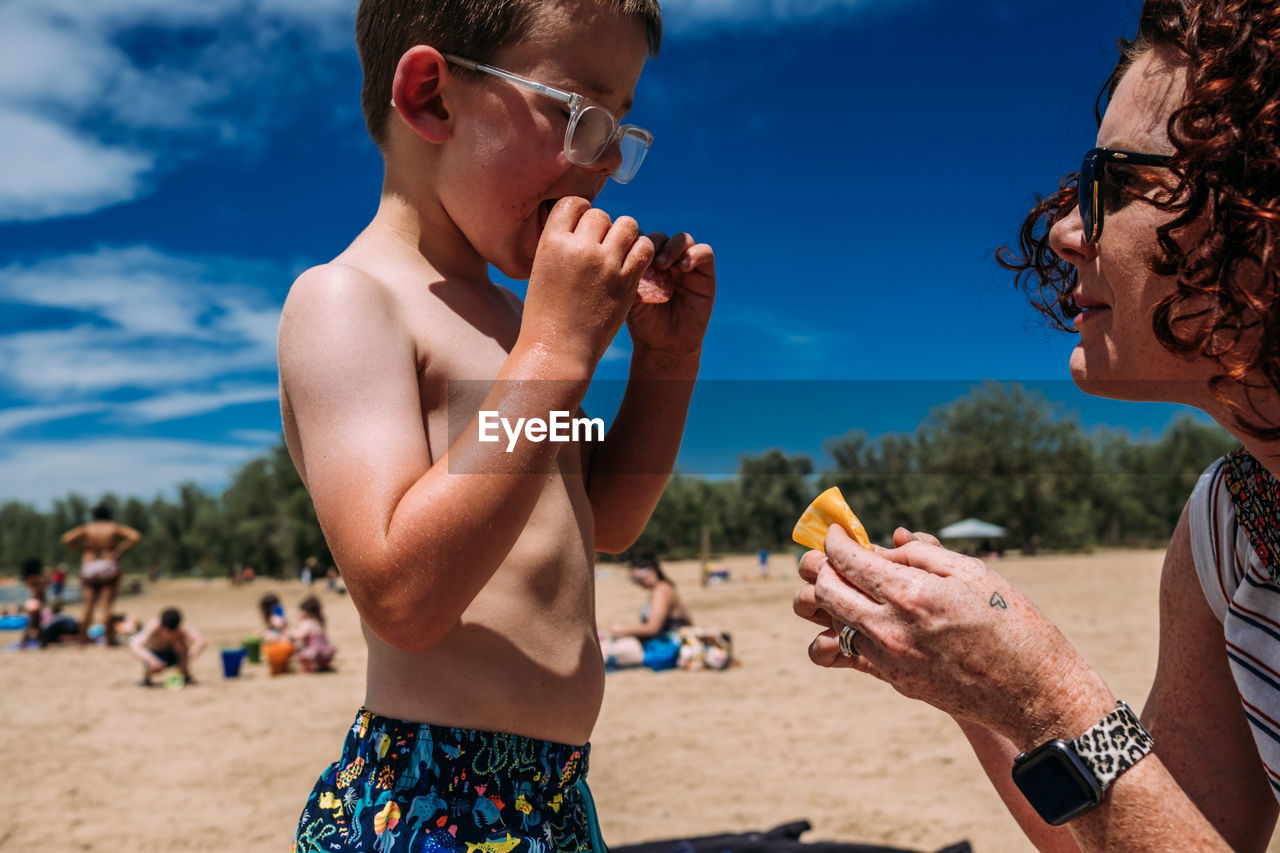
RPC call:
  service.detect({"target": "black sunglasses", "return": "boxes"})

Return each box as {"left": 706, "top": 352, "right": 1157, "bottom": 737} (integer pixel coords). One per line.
{"left": 1079, "top": 147, "right": 1173, "bottom": 244}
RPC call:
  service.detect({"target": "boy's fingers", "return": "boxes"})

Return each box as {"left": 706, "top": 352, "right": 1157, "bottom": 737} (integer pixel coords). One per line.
{"left": 681, "top": 243, "right": 715, "bottom": 274}
{"left": 644, "top": 232, "right": 669, "bottom": 255}
{"left": 655, "top": 232, "right": 694, "bottom": 268}
{"left": 574, "top": 207, "right": 613, "bottom": 243}
{"left": 621, "top": 234, "right": 655, "bottom": 280}
{"left": 545, "top": 196, "right": 591, "bottom": 232}
{"left": 605, "top": 215, "right": 642, "bottom": 256}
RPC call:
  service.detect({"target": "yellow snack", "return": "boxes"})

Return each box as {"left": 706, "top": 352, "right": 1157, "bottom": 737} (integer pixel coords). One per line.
{"left": 792, "top": 486, "right": 871, "bottom": 551}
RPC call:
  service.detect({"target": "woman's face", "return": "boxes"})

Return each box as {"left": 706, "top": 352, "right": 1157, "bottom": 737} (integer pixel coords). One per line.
{"left": 628, "top": 566, "right": 657, "bottom": 588}
{"left": 1049, "top": 49, "right": 1217, "bottom": 405}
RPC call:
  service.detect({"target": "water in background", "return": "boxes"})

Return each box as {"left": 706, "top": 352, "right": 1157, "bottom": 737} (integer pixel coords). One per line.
{"left": 0, "top": 583, "right": 82, "bottom": 605}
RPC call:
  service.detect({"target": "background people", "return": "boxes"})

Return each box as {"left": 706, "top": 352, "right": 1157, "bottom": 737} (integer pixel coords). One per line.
{"left": 60, "top": 504, "right": 141, "bottom": 646}
{"left": 291, "top": 595, "right": 336, "bottom": 673}
{"left": 20, "top": 558, "right": 78, "bottom": 648}
{"left": 601, "top": 553, "right": 694, "bottom": 669}
{"left": 129, "top": 607, "right": 205, "bottom": 687}
{"left": 257, "top": 592, "right": 289, "bottom": 642}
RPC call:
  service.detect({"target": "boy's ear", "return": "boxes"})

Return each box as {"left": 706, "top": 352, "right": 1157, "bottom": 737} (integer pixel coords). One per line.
{"left": 391, "top": 46, "right": 454, "bottom": 144}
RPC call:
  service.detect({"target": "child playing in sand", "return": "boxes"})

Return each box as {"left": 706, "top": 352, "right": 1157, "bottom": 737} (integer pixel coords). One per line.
{"left": 257, "top": 592, "right": 289, "bottom": 642}
{"left": 279, "top": 0, "right": 713, "bottom": 848}
{"left": 291, "top": 595, "right": 336, "bottom": 673}
{"left": 129, "top": 607, "right": 205, "bottom": 687}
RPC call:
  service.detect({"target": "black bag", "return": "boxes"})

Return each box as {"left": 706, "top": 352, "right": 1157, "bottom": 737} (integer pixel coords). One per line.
{"left": 610, "top": 819, "right": 972, "bottom": 853}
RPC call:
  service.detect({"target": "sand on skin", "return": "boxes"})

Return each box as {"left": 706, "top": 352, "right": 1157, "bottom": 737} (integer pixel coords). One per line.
{"left": 2, "top": 550, "right": 1278, "bottom": 852}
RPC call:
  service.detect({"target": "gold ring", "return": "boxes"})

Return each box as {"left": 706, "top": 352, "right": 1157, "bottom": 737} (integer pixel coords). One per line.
{"left": 838, "top": 624, "right": 858, "bottom": 657}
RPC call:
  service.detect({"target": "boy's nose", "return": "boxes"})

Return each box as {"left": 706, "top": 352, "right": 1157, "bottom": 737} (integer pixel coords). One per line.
{"left": 590, "top": 136, "right": 625, "bottom": 178}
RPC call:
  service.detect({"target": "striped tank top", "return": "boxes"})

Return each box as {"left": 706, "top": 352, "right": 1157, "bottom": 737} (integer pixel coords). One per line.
{"left": 1189, "top": 450, "right": 1280, "bottom": 802}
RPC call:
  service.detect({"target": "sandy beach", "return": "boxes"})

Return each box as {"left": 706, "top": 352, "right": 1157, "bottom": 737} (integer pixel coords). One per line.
{"left": 2, "top": 550, "right": 1277, "bottom": 853}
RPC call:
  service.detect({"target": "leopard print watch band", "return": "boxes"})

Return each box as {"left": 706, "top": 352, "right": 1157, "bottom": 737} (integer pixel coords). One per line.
{"left": 1071, "top": 700, "right": 1154, "bottom": 791}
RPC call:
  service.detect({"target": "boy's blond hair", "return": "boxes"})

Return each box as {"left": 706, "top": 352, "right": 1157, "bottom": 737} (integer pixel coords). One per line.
{"left": 356, "top": 0, "right": 663, "bottom": 148}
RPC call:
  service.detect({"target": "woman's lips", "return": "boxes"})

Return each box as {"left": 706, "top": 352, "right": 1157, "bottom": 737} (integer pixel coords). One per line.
{"left": 1072, "top": 299, "right": 1112, "bottom": 330}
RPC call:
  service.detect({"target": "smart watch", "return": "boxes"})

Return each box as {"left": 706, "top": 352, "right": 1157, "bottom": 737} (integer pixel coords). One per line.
{"left": 1011, "top": 700, "right": 1154, "bottom": 826}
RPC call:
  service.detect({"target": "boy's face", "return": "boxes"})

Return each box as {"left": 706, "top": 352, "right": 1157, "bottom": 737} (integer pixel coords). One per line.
{"left": 437, "top": 0, "right": 650, "bottom": 279}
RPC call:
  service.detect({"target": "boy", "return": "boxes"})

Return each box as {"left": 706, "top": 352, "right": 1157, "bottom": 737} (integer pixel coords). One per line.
{"left": 129, "top": 607, "right": 205, "bottom": 686}
{"left": 279, "top": 1, "right": 714, "bottom": 850}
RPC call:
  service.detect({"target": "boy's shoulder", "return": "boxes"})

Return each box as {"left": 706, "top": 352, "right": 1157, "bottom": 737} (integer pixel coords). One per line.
{"left": 284, "top": 259, "right": 394, "bottom": 316}
{"left": 279, "top": 258, "right": 414, "bottom": 359}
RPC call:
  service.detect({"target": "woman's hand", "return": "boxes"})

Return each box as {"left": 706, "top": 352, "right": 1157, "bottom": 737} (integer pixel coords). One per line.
{"left": 793, "top": 525, "right": 1113, "bottom": 747}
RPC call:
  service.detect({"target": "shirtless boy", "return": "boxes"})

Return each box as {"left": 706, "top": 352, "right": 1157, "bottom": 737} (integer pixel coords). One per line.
{"left": 60, "top": 504, "right": 141, "bottom": 645}
{"left": 128, "top": 607, "right": 205, "bottom": 686}
{"left": 278, "top": 1, "right": 713, "bottom": 850}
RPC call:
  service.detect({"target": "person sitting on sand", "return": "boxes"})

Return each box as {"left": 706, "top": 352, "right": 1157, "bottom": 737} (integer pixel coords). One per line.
{"left": 796, "top": 2, "right": 1280, "bottom": 849}
{"left": 600, "top": 553, "right": 693, "bottom": 669}
{"left": 291, "top": 595, "right": 336, "bottom": 673}
{"left": 129, "top": 607, "right": 205, "bottom": 687}
{"left": 20, "top": 559, "right": 78, "bottom": 648}
{"left": 60, "top": 504, "right": 141, "bottom": 646}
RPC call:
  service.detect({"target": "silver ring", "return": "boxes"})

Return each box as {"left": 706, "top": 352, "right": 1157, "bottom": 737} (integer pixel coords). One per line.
{"left": 838, "top": 624, "right": 859, "bottom": 657}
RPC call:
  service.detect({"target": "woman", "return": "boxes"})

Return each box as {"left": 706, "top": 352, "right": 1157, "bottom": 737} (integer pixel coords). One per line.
{"left": 600, "top": 553, "right": 693, "bottom": 670}
{"left": 60, "top": 503, "right": 141, "bottom": 646}
{"left": 794, "top": 2, "right": 1280, "bottom": 851}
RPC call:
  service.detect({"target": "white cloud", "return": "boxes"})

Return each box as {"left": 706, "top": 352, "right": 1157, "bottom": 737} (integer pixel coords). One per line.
{"left": 0, "top": 246, "right": 282, "bottom": 396}
{"left": 0, "top": 437, "right": 263, "bottom": 507}
{"left": 0, "top": 243, "right": 289, "bottom": 504}
{"left": 121, "top": 385, "right": 280, "bottom": 424}
{"left": 0, "top": 403, "right": 109, "bottom": 436}
{"left": 0, "top": 0, "right": 355, "bottom": 223}
{"left": 0, "top": 108, "right": 152, "bottom": 221}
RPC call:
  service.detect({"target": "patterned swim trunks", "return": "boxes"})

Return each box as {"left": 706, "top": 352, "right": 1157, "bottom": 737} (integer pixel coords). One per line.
{"left": 293, "top": 709, "right": 606, "bottom": 853}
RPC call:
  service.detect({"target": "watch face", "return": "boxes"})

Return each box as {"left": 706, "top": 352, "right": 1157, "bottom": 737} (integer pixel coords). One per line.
{"left": 1012, "top": 741, "right": 1104, "bottom": 826}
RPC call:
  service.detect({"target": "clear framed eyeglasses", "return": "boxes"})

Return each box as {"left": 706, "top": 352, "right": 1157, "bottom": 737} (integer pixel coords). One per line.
{"left": 444, "top": 53, "right": 653, "bottom": 184}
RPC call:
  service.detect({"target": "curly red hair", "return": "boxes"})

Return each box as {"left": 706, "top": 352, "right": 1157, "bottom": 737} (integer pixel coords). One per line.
{"left": 998, "top": 0, "right": 1280, "bottom": 437}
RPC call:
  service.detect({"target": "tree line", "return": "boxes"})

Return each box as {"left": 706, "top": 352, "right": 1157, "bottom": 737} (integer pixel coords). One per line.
{"left": 0, "top": 442, "right": 331, "bottom": 579}
{"left": 0, "top": 384, "right": 1239, "bottom": 576}
{"left": 629, "top": 383, "right": 1238, "bottom": 559}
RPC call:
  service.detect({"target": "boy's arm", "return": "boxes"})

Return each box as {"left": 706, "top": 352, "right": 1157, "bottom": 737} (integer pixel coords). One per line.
{"left": 128, "top": 619, "right": 158, "bottom": 662}
{"left": 184, "top": 626, "right": 206, "bottom": 659}
{"left": 585, "top": 234, "right": 714, "bottom": 553}
{"left": 280, "top": 201, "right": 650, "bottom": 652}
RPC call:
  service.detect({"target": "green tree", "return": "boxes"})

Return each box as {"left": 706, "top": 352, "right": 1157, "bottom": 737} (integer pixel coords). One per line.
{"left": 917, "top": 383, "right": 1097, "bottom": 553}
{"left": 736, "top": 449, "right": 814, "bottom": 552}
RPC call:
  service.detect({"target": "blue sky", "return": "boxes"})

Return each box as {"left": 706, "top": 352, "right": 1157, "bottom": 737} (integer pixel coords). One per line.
{"left": 0, "top": 0, "right": 1204, "bottom": 504}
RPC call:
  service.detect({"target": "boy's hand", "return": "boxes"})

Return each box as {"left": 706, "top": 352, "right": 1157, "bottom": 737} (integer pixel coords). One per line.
{"left": 627, "top": 232, "right": 715, "bottom": 359}
{"left": 524, "top": 197, "right": 654, "bottom": 368}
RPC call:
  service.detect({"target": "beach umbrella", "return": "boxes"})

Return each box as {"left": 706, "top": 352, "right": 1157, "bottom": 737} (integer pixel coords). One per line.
{"left": 937, "top": 518, "right": 1006, "bottom": 539}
